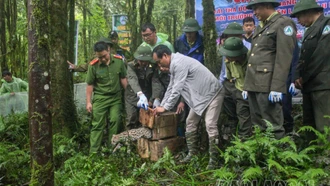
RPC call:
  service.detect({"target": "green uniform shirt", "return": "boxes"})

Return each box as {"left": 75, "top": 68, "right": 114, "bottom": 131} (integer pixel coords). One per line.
{"left": 86, "top": 56, "right": 127, "bottom": 95}
{"left": 225, "top": 58, "right": 248, "bottom": 91}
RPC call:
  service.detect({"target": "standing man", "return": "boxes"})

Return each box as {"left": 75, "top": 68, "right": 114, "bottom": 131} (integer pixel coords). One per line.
{"left": 218, "top": 22, "right": 251, "bottom": 141}
{"left": 174, "top": 18, "right": 204, "bottom": 64}
{"left": 290, "top": 0, "right": 330, "bottom": 134}
{"left": 108, "top": 30, "right": 133, "bottom": 62}
{"left": 219, "top": 37, "right": 252, "bottom": 138}
{"left": 242, "top": 17, "right": 256, "bottom": 43}
{"left": 140, "top": 23, "right": 175, "bottom": 52}
{"left": 125, "top": 44, "right": 162, "bottom": 129}
{"left": 152, "top": 45, "right": 224, "bottom": 170}
{"left": 244, "top": 0, "right": 297, "bottom": 139}
{"left": 86, "top": 41, "right": 127, "bottom": 153}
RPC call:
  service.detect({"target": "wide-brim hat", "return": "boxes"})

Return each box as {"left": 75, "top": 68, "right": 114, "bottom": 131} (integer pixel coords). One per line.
{"left": 134, "top": 45, "right": 154, "bottom": 63}
{"left": 219, "top": 37, "right": 249, "bottom": 57}
{"left": 290, "top": 0, "right": 323, "bottom": 18}
{"left": 246, "top": 0, "right": 281, "bottom": 10}
{"left": 223, "top": 22, "right": 245, "bottom": 35}
{"left": 182, "top": 18, "right": 201, "bottom": 32}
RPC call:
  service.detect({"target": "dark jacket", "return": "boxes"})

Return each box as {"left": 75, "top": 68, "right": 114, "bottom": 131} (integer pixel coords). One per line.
{"left": 244, "top": 13, "right": 297, "bottom": 93}
{"left": 174, "top": 33, "right": 204, "bottom": 64}
{"left": 125, "top": 60, "right": 162, "bottom": 104}
{"left": 294, "top": 15, "right": 330, "bottom": 93}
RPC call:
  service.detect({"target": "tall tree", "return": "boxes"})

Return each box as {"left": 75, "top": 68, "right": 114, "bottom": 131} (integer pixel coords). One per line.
{"left": 185, "top": 0, "right": 195, "bottom": 19}
{"left": 27, "top": 0, "right": 53, "bottom": 185}
{"left": 49, "top": 0, "right": 78, "bottom": 136}
{"left": 202, "top": 0, "right": 218, "bottom": 76}
{"left": 128, "top": 0, "right": 139, "bottom": 52}
{"left": 0, "top": 0, "right": 7, "bottom": 71}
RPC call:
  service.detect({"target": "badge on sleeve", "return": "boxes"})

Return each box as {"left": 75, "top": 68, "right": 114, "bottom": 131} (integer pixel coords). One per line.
{"left": 284, "top": 26, "right": 293, "bottom": 36}
{"left": 322, "top": 25, "right": 330, "bottom": 35}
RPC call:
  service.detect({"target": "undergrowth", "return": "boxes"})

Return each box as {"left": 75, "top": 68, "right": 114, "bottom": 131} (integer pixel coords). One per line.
{"left": 1, "top": 112, "right": 329, "bottom": 185}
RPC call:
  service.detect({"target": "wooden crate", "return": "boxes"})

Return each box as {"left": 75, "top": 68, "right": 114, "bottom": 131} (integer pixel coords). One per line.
{"left": 137, "top": 137, "right": 185, "bottom": 161}
{"left": 137, "top": 138, "right": 150, "bottom": 159}
{"left": 139, "top": 108, "right": 177, "bottom": 140}
{"left": 139, "top": 108, "right": 154, "bottom": 128}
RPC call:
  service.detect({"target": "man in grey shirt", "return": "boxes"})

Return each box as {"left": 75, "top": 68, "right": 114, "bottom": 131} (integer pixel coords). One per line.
{"left": 152, "top": 45, "right": 225, "bottom": 170}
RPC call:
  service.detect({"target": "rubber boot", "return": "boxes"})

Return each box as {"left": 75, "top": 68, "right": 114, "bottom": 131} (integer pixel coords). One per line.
{"left": 180, "top": 132, "right": 199, "bottom": 163}
{"left": 206, "top": 135, "right": 220, "bottom": 170}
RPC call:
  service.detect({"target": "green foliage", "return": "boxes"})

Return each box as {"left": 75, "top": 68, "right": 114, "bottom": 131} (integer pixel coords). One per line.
{"left": 0, "top": 113, "right": 30, "bottom": 185}
{"left": 214, "top": 124, "right": 330, "bottom": 185}
{"left": 1, "top": 111, "right": 330, "bottom": 185}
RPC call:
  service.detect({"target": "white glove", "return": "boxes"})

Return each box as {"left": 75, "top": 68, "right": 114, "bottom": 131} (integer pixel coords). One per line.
{"left": 288, "top": 83, "right": 299, "bottom": 96}
{"left": 137, "top": 92, "right": 149, "bottom": 110}
{"left": 242, "top": 91, "right": 248, "bottom": 100}
{"left": 153, "top": 99, "right": 161, "bottom": 108}
{"left": 268, "top": 91, "right": 283, "bottom": 103}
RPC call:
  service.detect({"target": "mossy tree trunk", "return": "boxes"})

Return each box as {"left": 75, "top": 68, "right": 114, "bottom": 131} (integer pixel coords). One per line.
{"left": 0, "top": 0, "right": 7, "bottom": 71}
{"left": 128, "top": 0, "right": 138, "bottom": 52}
{"left": 27, "top": 0, "right": 53, "bottom": 185}
{"left": 49, "top": 0, "right": 78, "bottom": 136}
{"left": 202, "top": 0, "right": 218, "bottom": 76}
{"left": 185, "top": 0, "right": 195, "bottom": 19}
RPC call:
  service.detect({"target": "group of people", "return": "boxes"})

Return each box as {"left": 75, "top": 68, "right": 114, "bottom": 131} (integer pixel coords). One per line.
{"left": 80, "top": 0, "right": 330, "bottom": 170}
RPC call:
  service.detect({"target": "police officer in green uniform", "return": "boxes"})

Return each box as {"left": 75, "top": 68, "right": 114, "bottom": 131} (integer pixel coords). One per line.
{"left": 86, "top": 41, "right": 127, "bottom": 153}
{"left": 67, "top": 37, "right": 114, "bottom": 72}
{"left": 244, "top": 0, "right": 297, "bottom": 139}
{"left": 219, "top": 37, "right": 252, "bottom": 138}
{"left": 290, "top": 0, "right": 330, "bottom": 134}
{"left": 109, "top": 30, "right": 133, "bottom": 62}
{"left": 125, "top": 44, "right": 162, "bottom": 129}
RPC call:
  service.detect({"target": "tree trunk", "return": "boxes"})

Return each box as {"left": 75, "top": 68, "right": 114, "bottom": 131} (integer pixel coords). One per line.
{"left": 185, "top": 0, "right": 195, "bottom": 19}
{"left": 202, "top": 0, "right": 218, "bottom": 76}
{"left": 49, "top": 0, "right": 78, "bottom": 136}
{"left": 128, "top": 0, "right": 139, "bottom": 52}
{"left": 27, "top": 0, "right": 54, "bottom": 185}
{"left": 82, "top": 0, "right": 88, "bottom": 63}
{"left": 0, "top": 0, "right": 6, "bottom": 71}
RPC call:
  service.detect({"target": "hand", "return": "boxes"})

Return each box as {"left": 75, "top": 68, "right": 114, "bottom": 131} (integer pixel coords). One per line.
{"left": 137, "top": 92, "right": 149, "bottom": 110}
{"left": 289, "top": 83, "right": 299, "bottom": 96}
{"left": 294, "top": 77, "right": 303, "bottom": 90}
{"left": 153, "top": 106, "right": 165, "bottom": 115}
{"left": 67, "top": 60, "right": 76, "bottom": 70}
{"left": 176, "top": 102, "right": 185, "bottom": 114}
{"left": 268, "top": 91, "right": 283, "bottom": 103}
{"left": 242, "top": 91, "right": 248, "bottom": 100}
{"left": 153, "top": 99, "right": 161, "bottom": 108}
{"left": 86, "top": 102, "right": 92, "bottom": 113}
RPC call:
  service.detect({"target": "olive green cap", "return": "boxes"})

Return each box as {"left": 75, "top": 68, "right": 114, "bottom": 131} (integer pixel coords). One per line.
{"left": 134, "top": 45, "right": 154, "bottom": 62}
{"left": 98, "top": 37, "right": 113, "bottom": 47}
{"left": 219, "top": 37, "right": 248, "bottom": 57}
{"left": 290, "top": 0, "right": 323, "bottom": 18}
{"left": 223, "top": 22, "right": 245, "bottom": 35}
{"left": 182, "top": 18, "right": 201, "bottom": 32}
{"left": 246, "top": 0, "right": 280, "bottom": 10}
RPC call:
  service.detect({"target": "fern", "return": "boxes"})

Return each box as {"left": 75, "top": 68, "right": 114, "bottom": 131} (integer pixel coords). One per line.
{"left": 267, "top": 159, "right": 288, "bottom": 175}
{"left": 212, "top": 166, "right": 236, "bottom": 181}
{"left": 242, "top": 166, "right": 263, "bottom": 183}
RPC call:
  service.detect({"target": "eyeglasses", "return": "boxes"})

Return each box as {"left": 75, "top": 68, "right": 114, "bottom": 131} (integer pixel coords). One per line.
{"left": 142, "top": 32, "right": 154, "bottom": 38}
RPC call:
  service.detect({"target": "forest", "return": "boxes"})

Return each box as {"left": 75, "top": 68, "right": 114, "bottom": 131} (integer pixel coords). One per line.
{"left": 0, "top": 0, "right": 329, "bottom": 185}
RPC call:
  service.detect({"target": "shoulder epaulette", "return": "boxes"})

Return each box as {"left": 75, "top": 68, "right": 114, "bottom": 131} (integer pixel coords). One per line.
{"left": 113, "top": 54, "right": 123, "bottom": 60}
{"left": 89, "top": 58, "right": 99, "bottom": 65}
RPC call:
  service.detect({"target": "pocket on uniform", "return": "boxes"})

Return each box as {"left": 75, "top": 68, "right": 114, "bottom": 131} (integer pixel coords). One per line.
{"left": 255, "top": 64, "right": 274, "bottom": 87}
